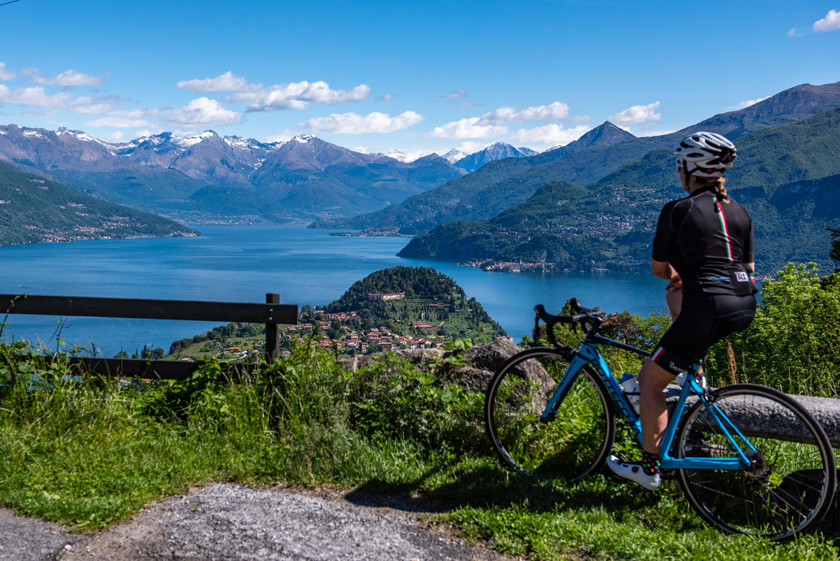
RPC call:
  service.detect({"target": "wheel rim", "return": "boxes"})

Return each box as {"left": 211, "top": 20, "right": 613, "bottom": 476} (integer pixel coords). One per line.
{"left": 677, "top": 387, "right": 835, "bottom": 540}
{"left": 486, "top": 350, "right": 614, "bottom": 481}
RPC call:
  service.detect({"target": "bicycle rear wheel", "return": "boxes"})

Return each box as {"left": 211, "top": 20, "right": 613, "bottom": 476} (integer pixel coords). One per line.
{"left": 675, "top": 384, "right": 837, "bottom": 541}
{"left": 484, "top": 347, "right": 615, "bottom": 482}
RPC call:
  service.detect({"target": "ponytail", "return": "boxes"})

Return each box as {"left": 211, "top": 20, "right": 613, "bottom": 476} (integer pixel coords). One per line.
{"left": 689, "top": 176, "right": 730, "bottom": 203}
{"left": 713, "top": 177, "right": 729, "bottom": 204}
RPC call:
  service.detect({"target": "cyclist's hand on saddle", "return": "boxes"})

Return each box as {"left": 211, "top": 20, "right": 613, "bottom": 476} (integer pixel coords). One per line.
{"left": 666, "top": 276, "right": 683, "bottom": 293}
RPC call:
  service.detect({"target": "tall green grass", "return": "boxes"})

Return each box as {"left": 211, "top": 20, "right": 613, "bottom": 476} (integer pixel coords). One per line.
{"left": 1, "top": 267, "right": 839, "bottom": 559}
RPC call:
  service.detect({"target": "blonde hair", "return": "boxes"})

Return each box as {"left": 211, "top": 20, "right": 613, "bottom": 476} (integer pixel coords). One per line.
{"left": 690, "top": 176, "right": 729, "bottom": 203}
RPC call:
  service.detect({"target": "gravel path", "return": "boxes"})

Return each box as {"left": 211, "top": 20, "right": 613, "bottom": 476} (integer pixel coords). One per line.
{"left": 0, "top": 509, "right": 75, "bottom": 561}
{"left": 2, "top": 484, "right": 514, "bottom": 561}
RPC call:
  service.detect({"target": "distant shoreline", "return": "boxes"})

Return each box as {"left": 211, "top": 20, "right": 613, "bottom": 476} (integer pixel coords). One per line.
{"left": 329, "top": 231, "right": 413, "bottom": 238}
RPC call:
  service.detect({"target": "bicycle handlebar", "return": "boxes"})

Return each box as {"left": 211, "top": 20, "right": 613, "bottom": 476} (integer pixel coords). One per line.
{"left": 533, "top": 299, "right": 605, "bottom": 349}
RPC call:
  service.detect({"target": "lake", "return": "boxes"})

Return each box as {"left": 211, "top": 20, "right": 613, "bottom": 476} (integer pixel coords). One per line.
{"left": 0, "top": 225, "right": 669, "bottom": 357}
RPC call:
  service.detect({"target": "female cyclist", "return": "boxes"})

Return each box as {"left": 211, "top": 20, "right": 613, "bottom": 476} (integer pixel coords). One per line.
{"left": 606, "top": 132, "right": 758, "bottom": 489}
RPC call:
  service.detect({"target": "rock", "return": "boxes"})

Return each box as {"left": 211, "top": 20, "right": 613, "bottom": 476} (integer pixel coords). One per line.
{"left": 443, "top": 339, "right": 553, "bottom": 396}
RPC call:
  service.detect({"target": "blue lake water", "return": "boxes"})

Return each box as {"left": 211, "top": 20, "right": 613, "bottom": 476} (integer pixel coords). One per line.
{"left": 0, "top": 225, "right": 669, "bottom": 356}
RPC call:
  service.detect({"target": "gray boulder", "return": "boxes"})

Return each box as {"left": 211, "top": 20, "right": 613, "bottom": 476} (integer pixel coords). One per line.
{"left": 442, "top": 339, "right": 553, "bottom": 395}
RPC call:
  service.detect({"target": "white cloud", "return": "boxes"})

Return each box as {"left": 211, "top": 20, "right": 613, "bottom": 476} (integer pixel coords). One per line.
{"left": 454, "top": 141, "right": 491, "bottom": 155}
{"left": 788, "top": 27, "right": 805, "bottom": 37}
{"left": 481, "top": 102, "right": 570, "bottom": 125}
{"left": 725, "top": 96, "right": 770, "bottom": 111}
{"left": 0, "top": 63, "right": 13, "bottom": 81}
{"left": 608, "top": 102, "right": 661, "bottom": 127}
{"left": 429, "top": 117, "right": 508, "bottom": 139}
{"left": 103, "top": 131, "right": 125, "bottom": 143}
{"left": 375, "top": 94, "right": 395, "bottom": 102}
{"left": 228, "top": 80, "right": 370, "bottom": 111}
{"left": 0, "top": 62, "right": 38, "bottom": 81}
{"left": 85, "top": 109, "right": 151, "bottom": 128}
{"left": 429, "top": 100, "right": 575, "bottom": 139}
{"left": 265, "top": 133, "right": 293, "bottom": 143}
{"left": 176, "top": 71, "right": 250, "bottom": 93}
{"left": 33, "top": 70, "right": 109, "bottom": 87}
{"left": 814, "top": 9, "right": 840, "bottom": 32}
{"left": 164, "top": 97, "right": 243, "bottom": 127}
{"left": 571, "top": 114, "right": 593, "bottom": 123}
{"left": 131, "top": 128, "right": 164, "bottom": 140}
{"left": 0, "top": 85, "right": 113, "bottom": 113}
{"left": 515, "top": 124, "right": 590, "bottom": 146}
{"left": 298, "top": 111, "right": 424, "bottom": 134}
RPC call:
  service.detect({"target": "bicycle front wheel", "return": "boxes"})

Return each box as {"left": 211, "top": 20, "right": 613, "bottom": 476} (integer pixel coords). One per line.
{"left": 675, "top": 384, "right": 837, "bottom": 541}
{"left": 484, "top": 347, "right": 615, "bottom": 482}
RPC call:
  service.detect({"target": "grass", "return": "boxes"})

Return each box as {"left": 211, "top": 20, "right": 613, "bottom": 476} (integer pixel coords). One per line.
{"left": 0, "top": 340, "right": 838, "bottom": 560}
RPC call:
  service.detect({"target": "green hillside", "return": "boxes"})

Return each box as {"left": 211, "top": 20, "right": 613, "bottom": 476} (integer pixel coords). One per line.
{"left": 165, "top": 186, "right": 296, "bottom": 225}
{"left": 317, "top": 82, "right": 840, "bottom": 235}
{"left": 400, "top": 109, "right": 840, "bottom": 274}
{"left": 324, "top": 266, "right": 505, "bottom": 343}
{"left": 0, "top": 161, "right": 199, "bottom": 246}
{"left": 167, "top": 267, "right": 506, "bottom": 360}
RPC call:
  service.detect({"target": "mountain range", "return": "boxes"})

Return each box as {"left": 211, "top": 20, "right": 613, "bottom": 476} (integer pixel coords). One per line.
{"left": 0, "top": 128, "right": 466, "bottom": 223}
{"left": 399, "top": 106, "right": 840, "bottom": 274}
{"left": 452, "top": 143, "right": 538, "bottom": 173}
{"left": 320, "top": 81, "right": 840, "bottom": 235}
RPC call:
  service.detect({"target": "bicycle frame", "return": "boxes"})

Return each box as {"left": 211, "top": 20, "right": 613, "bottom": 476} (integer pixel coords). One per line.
{"left": 541, "top": 336, "right": 752, "bottom": 471}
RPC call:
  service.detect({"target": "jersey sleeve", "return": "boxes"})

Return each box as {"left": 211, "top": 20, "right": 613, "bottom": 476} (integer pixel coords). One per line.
{"left": 744, "top": 217, "right": 755, "bottom": 264}
{"left": 651, "top": 203, "right": 675, "bottom": 262}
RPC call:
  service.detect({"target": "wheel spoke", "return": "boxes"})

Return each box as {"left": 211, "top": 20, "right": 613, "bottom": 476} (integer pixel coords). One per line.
{"left": 676, "top": 385, "right": 836, "bottom": 541}
{"left": 485, "top": 349, "right": 615, "bottom": 482}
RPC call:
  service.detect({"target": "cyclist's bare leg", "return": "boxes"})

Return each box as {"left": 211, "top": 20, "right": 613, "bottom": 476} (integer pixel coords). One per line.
{"left": 638, "top": 359, "right": 676, "bottom": 454}
{"left": 665, "top": 279, "right": 682, "bottom": 321}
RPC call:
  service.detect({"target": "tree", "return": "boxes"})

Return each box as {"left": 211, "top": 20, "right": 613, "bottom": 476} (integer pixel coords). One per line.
{"left": 828, "top": 228, "right": 840, "bottom": 272}
{"left": 114, "top": 350, "right": 129, "bottom": 359}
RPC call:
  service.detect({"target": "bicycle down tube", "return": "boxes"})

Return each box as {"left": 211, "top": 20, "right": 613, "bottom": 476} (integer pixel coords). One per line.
{"left": 542, "top": 339, "right": 750, "bottom": 471}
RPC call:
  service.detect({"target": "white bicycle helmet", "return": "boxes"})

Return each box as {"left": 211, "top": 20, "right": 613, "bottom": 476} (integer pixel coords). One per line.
{"left": 675, "top": 131, "right": 737, "bottom": 178}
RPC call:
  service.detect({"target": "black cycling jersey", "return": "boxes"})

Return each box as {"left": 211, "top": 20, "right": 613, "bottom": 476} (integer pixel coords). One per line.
{"left": 652, "top": 186, "right": 755, "bottom": 296}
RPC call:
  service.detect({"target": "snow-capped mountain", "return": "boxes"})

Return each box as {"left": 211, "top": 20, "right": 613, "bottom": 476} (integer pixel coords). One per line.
{"left": 441, "top": 148, "right": 469, "bottom": 164}
{"left": 0, "top": 124, "right": 464, "bottom": 222}
{"left": 452, "top": 143, "right": 538, "bottom": 173}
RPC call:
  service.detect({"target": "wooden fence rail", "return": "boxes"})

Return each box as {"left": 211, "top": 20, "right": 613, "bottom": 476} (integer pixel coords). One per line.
{"left": 1, "top": 293, "right": 298, "bottom": 381}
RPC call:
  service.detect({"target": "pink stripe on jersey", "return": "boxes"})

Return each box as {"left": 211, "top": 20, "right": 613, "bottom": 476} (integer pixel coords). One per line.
{"left": 716, "top": 200, "right": 734, "bottom": 262}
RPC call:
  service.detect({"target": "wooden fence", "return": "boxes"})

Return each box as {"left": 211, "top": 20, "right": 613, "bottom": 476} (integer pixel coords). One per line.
{"left": 1, "top": 293, "right": 298, "bottom": 381}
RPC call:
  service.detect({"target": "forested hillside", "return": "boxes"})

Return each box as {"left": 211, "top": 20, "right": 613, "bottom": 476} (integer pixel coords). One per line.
{"left": 0, "top": 161, "right": 199, "bottom": 246}
{"left": 400, "top": 109, "right": 840, "bottom": 274}
{"left": 323, "top": 81, "right": 840, "bottom": 235}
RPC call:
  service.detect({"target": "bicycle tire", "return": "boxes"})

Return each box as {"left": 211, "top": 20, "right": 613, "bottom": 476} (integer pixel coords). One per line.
{"left": 484, "top": 347, "right": 615, "bottom": 482}
{"left": 675, "top": 383, "right": 837, "bottom": 541}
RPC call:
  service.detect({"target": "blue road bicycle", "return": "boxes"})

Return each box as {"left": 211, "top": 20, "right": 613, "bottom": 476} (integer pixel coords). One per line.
{"left": 484, "top": 299, "right": 837, "bottom": 541}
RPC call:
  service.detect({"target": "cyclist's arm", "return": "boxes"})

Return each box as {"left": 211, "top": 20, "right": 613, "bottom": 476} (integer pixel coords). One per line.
{"left": 651, "top": 259, "right": 679, "bottom": 281}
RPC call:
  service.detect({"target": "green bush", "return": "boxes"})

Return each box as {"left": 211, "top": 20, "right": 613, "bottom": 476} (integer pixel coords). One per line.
{"left": 707, "top": 264, "right": 840, "bottom": 397}
{"left": 346, "top": 351, "right": 483, "bottom": 450}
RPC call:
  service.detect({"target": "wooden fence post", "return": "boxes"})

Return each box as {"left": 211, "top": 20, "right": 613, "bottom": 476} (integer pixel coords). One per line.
{"left": 265, "top": 293, "right": 280, "bottom": 362}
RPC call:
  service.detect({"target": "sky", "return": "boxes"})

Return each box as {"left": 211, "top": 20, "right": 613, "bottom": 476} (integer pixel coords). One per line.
{"left": 0, "top": 0, "right": 839, "bottom": 158}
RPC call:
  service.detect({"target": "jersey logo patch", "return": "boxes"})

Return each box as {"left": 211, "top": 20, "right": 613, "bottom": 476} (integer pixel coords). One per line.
{"left": 735, "top": 271, "right": 749, "bottom": 282}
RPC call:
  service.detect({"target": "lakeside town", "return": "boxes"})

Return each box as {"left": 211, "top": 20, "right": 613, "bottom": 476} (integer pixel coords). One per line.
{"left": 167, "top": 284, "right": 512, "bottom": 363}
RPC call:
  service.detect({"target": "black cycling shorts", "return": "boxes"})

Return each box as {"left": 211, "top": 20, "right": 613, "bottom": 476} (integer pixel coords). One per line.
{"left": 651, "top": 293, "right": 756, "bottom": 375}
